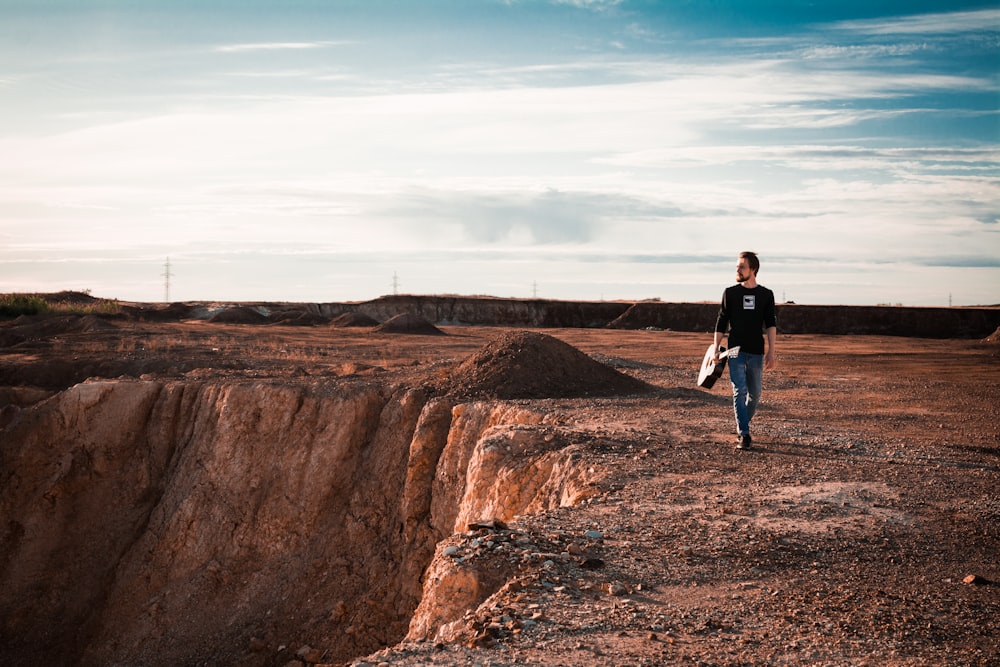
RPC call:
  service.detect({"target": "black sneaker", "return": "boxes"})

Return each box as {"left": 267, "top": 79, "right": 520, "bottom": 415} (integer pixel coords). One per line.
{"left": 736, "top": 433, "right": 753, "bottom": 450}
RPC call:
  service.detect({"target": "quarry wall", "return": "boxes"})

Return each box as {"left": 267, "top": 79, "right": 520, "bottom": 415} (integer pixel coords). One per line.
{"left": 108, "top": 293, "right": 1000, "bottom": 338}
{"left": 0, "top": 379, "right": 596, "bottom": 666}
{"left": 315, "top": 297, "right": 1000, "bottom": 339}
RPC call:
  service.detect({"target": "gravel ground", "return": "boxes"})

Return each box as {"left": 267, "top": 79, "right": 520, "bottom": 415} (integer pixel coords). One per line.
{"left": 2, "top": 314, "right": 997, "bottom": 666}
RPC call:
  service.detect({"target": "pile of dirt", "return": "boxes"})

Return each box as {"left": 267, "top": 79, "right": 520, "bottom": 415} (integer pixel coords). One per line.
{"left": 0, "top": 330, "right": 23, "bottom": 348}
{"left": 443, "top": 330, "right": 652, "bottom": 399}
{"left": 606, "top": 301, "right": 712, "bottom": 331}
{"left": 268, "top": 311, "right": 329, "bottom": 326}
{"left": 0, "top": 314, "right": 118, "bottom": 346}
{"left": 330, "top": 312, "right": 381, "bottom": 328}
{"left": 985, "top": 326, "right": 1000, "bottom": 343}
{"left": 121, "top": 303, "right": 196, "bottom": 322}
{"left": 77, "top": 315, "right": 119, "bottom": 333}
{"left": 373, "top": 312, "right": 444, "bottom": 335}
{"left": 41, "top": 290, "right": 101, "bottom": 306}
{"left": 207, "top": 306, "right": 268, "bottom": 324}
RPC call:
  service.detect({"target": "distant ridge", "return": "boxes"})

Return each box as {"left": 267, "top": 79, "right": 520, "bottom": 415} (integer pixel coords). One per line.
{"left": 10, "top": 293, "right": 1000, "bottom": 339}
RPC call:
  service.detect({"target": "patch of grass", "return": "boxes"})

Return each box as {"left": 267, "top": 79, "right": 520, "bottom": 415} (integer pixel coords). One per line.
{"left": 0, "top": 292, "right": 122, "bottom": 318}
{"left": 0, "top": 294, "right": 50, "bottom": 317}
{"left": 58, "top": 300, "right": 122, "bottom": 316}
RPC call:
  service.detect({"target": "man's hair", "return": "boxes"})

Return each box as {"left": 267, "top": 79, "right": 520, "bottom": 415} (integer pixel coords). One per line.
{"left": 740, "top": 251, "right": 760, "bottom": 275}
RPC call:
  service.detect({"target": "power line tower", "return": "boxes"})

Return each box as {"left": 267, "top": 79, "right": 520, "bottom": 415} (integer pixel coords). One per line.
{"left": 532, "top": 281, "right": 538, "bottom": 298}
{"left": 392, "top": 271, "right": 400, "bottom": 295}
{"left": 162, "top": 257, "right": 172, "bottom": 303}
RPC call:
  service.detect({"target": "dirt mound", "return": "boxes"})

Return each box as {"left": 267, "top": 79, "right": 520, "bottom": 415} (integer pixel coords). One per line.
{"left": 0, "top": 331, "right": 24, "bottom": 348}
{"left": 268, "top": 310, "right": 329, "bottom": 326}
{"left": 121, "top": 303, "right": 196, "bottom": 322}
{"left": 0, "top": 314, "right": 118, "bottom": 345}
{"left": 208, "top": 306, "right": 268, "bottom": 324}
{"left": 605, "top": 301, "right": 736, "bottom": 333}
{"left": 373, "top": 313, "right": 444, "bottom": 335}
{"left": 443, "top": 330, "right": 652, "bottom": 399}
{"left": 330, "top": 312, "right": 381, "bottom": 328}
{"left": 41, "top": 290, "right": 100, "bottom": 306}
{"left": 985, "top": 326, "right": 1000, "bottom": 343}
{"left": 78, "top": 315, "right": 119, "bottom": 333}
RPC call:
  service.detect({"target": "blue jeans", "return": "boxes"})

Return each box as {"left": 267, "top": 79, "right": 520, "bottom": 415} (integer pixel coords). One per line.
{"left": 729, "top": 351, "right": 764, "bottom": 436}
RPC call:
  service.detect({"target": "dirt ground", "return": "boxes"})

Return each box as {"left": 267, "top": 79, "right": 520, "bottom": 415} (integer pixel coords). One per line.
{"left": 2, "top": 313, "right": 999, "bottom": 666}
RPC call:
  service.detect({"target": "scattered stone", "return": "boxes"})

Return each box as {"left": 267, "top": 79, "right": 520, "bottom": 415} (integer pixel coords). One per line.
{"left": 963, "top": 574, "right": 990, "bottom": 586}
{"left": 468, "top": 518, "right": 509, "bottom": 531}
{"left": 338, "top": 362, "right": 378, "bottom": 376}
{"left": 296, "top": 645, "right": 323, "bottom": 663}
{"left": 606, "top": 581, "right": 628, "bottom": 596}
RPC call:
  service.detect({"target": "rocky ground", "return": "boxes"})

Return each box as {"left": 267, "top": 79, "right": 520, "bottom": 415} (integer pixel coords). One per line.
{"left": 1, "top": 306, "right": 998, "bottom": 666}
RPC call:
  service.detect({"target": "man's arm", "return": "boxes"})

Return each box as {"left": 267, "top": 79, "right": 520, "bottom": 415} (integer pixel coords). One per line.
{"left": 764, "top": 326, "right": 776, "bottom": 369}
{"left": 762, "top": 287, "right": 777, "bottom": 369}
{"left": 714, "top": 289, "right": 729, "bottom": 353}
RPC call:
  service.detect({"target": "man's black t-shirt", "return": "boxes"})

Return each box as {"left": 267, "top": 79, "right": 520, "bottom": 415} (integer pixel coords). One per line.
{"left": 715, "top": 284, "right": 777, "bottom": 354}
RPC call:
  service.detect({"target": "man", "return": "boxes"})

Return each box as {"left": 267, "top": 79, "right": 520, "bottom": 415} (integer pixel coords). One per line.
{"left": 714, "top": 251, "right": 777, "bottom": 450}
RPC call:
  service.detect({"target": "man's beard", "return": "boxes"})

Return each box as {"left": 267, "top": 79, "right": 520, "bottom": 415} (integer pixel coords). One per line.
{"left": 736, "top": 270, "right": 749, "bottom": 282}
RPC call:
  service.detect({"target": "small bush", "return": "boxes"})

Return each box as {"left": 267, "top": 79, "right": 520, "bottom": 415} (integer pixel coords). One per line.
{"left": 58, "top": 300, "right": 122, "bottom": 316}
{"left": 0, "top": 293, "right": 121, "bottom": 317}
{"left": 0, "top": 294, "right": 51, "bottom": 317}
{"left": 92, "top": 299, "right": 122, "bottom": 315}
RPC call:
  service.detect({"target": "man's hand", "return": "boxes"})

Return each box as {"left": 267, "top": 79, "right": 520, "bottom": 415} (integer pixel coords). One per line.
{"left": 764, "top": 350, "right": 776, "bottom": 370}
{"left": 713, "top": 333, "right": 725, "bottom": 354}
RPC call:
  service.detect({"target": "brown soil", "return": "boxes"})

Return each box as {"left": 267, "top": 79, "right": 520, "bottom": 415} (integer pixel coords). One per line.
{"left": 1, "top": 308, "right": 998, "bottom": 666}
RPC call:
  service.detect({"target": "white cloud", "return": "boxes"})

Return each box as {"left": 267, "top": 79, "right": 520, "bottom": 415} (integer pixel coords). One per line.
{"left": 222, "top": 69, "right": 315, "bottom": 78}
{"left": 1, "top": 55, "right": 994, "bottom": 256}
{"left": 215, "top": 41, "right": 350, "bottom": 53}
{"left": 799, "top": 43, "right": 930, "bottom": 60}
{"left": 551, "top": 0, "right": 624, "bottom": 10}
{"left": 597, "top": 145, "right": 1000, "bottom": 173}
{"left": 829, "top": 9, "right": 1000, "bottom": 35}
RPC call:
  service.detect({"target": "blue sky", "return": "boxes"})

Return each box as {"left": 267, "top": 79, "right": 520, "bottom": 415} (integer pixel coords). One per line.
{"left": 1, "top": 0, "right": 998, "bottom": 305}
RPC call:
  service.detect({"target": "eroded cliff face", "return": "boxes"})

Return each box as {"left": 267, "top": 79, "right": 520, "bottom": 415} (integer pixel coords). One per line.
{"left": 0, "top": 379, "right": 597, "bottom": 666}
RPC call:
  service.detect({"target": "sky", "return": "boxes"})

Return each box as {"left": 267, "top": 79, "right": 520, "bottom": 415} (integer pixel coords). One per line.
{"left": 1, "top": 0, "right": 998, "bottom": 306}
